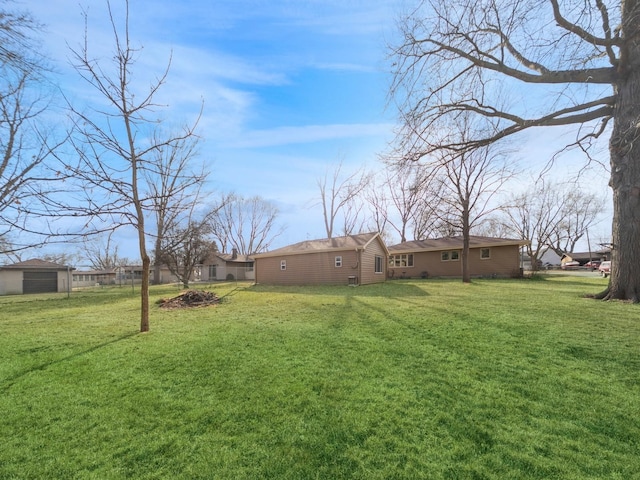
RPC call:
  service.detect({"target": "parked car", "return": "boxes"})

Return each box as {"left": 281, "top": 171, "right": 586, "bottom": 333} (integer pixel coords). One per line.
{"left": 584, "top": 260, "right": 601, "bottom": 270}
{"left": 599, "top": 261, "right": 611, "bottom": 277}
{"left": 561, "top": 260, "right": 580, "bottom": 270}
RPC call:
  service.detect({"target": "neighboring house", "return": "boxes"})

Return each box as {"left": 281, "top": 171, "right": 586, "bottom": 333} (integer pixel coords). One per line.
{"left": 560, "top": 249, "right": 611, "bottom": 266}
{"left": 253, "top": 232, "right": 388, "bottom": 286}
{"left": 0, "top": 259, "right": 74, "bottom": 295}
{"left": 73, "top": 265, "right": 184, "bottom": 287}
{"left": 72, "top": 268, "right": 118, "bottom": 288}
{"left": 387, "top": 236, "right": 529, "bottom": 279}
{"left": 202, "top": 249, "right": 255, "bottom": 282}
{"left": 522, "top": 250, "right": 562, "bottom": 270}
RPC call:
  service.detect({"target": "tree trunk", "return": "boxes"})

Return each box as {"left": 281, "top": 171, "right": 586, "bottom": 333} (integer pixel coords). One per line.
{"left": 461, "top": 203, "right": 471, "bottom": 283}
{"left": 603, "top": 0, "right": 640, "bottom": 302}
{"left": 153, "top": 231, "right": 161, "bottom": 285}
{"left": 137, "top": 201, "right": 150, "bottom": 332}
{"left": 140, "top": 253, "right": 150, "bottom": 332}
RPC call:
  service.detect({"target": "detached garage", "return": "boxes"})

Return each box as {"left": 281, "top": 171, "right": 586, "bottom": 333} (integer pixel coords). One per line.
{"left": 0, "top": 259, "right": 73, "bottom": 295}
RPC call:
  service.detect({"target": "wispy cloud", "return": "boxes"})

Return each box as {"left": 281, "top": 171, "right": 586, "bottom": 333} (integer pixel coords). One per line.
{"left": 222, "top": 123, "right": 395, "bottom": 149}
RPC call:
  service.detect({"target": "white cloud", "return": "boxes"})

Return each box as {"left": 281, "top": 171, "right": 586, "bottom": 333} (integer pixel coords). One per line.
{"left": 221, "top": 123, "right": 395, "bottom": 148}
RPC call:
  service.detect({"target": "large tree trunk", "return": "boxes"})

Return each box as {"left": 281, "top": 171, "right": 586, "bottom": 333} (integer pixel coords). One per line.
{"left": 604, "top": 1, "right": 640, "bottom": 302}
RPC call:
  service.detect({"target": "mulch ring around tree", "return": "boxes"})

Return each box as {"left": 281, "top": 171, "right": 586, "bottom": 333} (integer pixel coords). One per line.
{"left": 158, "top": 290, "right": 220, "bottom": 309}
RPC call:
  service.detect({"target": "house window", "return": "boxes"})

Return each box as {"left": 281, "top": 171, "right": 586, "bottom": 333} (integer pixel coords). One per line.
{"left": 280, "top": 260, "right": 286, "bottom": 271}
{"left": 441, "top": 251, "right": 460, "bottom": 261}
{"left": 389, "top": 254, "right": 413, "bottom": 267}
{"left": 481, "top": 248, "right": 491, "bottom": 259}
{"left": 209, "top": 265, "right": 217, "bottom": 278}
{"left": 375, "top": 255, "right": 383, "bottom": 274}
{"left": 335, "top": 256, "right": 342, "bottom": 267}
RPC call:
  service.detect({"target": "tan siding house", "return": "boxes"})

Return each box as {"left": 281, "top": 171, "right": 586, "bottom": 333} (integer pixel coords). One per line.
{"left": 388, "top": 236, "right": 528, "bottom": 279}
{"left": 201, "top": 250, "right": 255, "bottom": 282}
{"left": 253, "top": 232, "right": 388, "bottom": 286}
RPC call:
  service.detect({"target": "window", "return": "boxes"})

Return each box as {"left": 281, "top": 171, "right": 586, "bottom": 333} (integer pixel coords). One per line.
{"left": 441, "top": 250, "right": 461, "bottom": 261}
{"left": 375, "top": 255, "right": 383, "bottom": 274}
{"left": 280, "top": 260, "right": 287, "bottom": 271}
{"left": 481, "top": 248, "right": 491, "bottom": 259}
{"left": 209, "top": 265, "right": 217, "bottom": 278}
{"left": 389, "top": 254, "right": 413, "bottom": 267}
{"left": 335, "top": 256, "right": 342, "bottom": 267}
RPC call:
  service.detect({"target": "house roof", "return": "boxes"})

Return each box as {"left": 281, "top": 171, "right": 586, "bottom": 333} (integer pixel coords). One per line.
{"left": 561, "top": 251, "right": 610, "bottom": 262}
{"left": 73, "top": 268, "right": 118, "bottom": 275}
{"left": 388, "top": 235, "right": 529, "bottom": 253}
{"left": 0, "top": 258, "right": 74, "bottom": 271}
{"left": 214, "top": 253, "right": 254, "bottom": 263}
{"left": 253, "top": 232, "right": 388, "bottom": 259}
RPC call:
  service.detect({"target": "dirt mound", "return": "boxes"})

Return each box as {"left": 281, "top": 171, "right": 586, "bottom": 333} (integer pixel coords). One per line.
{"left": 158, "top": 290, "right": 220, "bottom": 309}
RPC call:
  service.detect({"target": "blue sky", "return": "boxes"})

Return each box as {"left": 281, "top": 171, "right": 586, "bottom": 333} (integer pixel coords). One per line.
{"left": 29, "top": 0, "right": 406, "bottom": 256}
{"left": 26, "top": 0, "right": 612, "bottom": 260}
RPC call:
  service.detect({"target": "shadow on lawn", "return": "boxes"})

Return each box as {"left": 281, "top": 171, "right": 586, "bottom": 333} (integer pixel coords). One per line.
{"left": 1, "top": 331, "right": 139, "bottom": 392}
{"left": 527, "top": 274, "right": 610, "bottom": 291}
{"left": 249, "top": 282, "right": 429, "bottom": 298}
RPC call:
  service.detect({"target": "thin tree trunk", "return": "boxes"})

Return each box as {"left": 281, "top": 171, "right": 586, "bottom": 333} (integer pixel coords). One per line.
{"left": 462, "top": 204, "right": 471, "bottom": 283}
{"left": 153, "top": 233, "right": 162, "bottom": 285}
{"left": 140, "top": 253, "right": 150, "bottom": 332}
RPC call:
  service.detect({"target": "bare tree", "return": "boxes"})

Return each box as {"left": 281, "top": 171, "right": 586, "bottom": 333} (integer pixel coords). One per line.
{"left": 431, "top": 134, "right": 515, "bottom": 282}
{"left": 0, "top": 1, "right": 46, "bottom": 72}
{"left": 144, "top": 133, "right": 207, "bottom": 285}
{"left": 389, "top": 0, "right": 639, "bottom": 300}
{"left": 0, "top": 4, "right": 62, "bottom": 254}
{"left": 158, "top": 218, "right": 217, "bottom": 289}
{"left": 316, "top": 161, "right": 370, "bottom": 238}
{"left": 551, "top": 190, "right": 606, "bottom": 255}
{"left": 504, "top": 181, "right": 605, "bottom": 269}
{"left": 55, "top": 1, "right": 200, "bottom": 331}
{"left": 41, "top": 252, "right": 80, "bottom": 267}
{"left": 472, "top": 216, "right": 514, "bottom": 239}
{"left": 82, "top": 232, "right": 129, "bottom": 270}
{"left": 211, "top": 193, "right": 283, "bottom": 255}
{"left": 0, "top": 235, "right": 17, "bottom": 262}
{"left": 384, "top": 162, "right": 434, "bottom": 242}
{"left": 363, "top": 173, "right": 390, "bottom": 238}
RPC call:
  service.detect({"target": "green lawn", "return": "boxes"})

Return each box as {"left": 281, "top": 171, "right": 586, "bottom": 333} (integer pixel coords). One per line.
{"left": 1, "top": 277, "right": 638, "bottom": 479}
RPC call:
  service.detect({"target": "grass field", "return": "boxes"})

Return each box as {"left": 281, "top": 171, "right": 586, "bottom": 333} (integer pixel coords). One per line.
{"left": 0, "top": 276, "right": 638, "bottom": 479}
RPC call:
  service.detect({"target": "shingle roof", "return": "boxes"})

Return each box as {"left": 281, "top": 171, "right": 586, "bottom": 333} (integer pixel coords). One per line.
{"left": 253, "top": 232, "right": 386, "bottom": 258}
{"left": 215, "top": 253, "right": 254, "bottom": 263}
{"left": 1, "top": 258, "right": 73, "bottom": 270}
{"left": 388, "top": 235, "right": 529, "bottom": 253}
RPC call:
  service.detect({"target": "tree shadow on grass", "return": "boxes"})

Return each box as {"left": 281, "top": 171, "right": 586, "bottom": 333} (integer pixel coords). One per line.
{"left": 1, "top": 331, "right": 139, "bottom": 392}
{"left": 248, "top": 281, "right": 429, "bottom": 298}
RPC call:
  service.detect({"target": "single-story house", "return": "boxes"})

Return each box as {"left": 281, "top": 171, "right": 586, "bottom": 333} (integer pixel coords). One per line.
{"left": 521, "top": 250, "right": 562, "bottom": 270}
{"left": 252, "top": 232, "right": 388, "bottom": 286}
{"left": 560, "top": 249, "right": 611, "bottom": 266}
{"left": 201, "top": 249, "right": 255, "bottom": 282}
{"left": 76, "top": 265, "right": 156, "bottom": 287}
{"left": 0, "top": 259, "right": 74, "bottom": 295}
{"left": 387, "top": 236, "right": 529, "bottom": 279}
{"left": 72, "top": 268, "right": 118, "bottom": 287}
